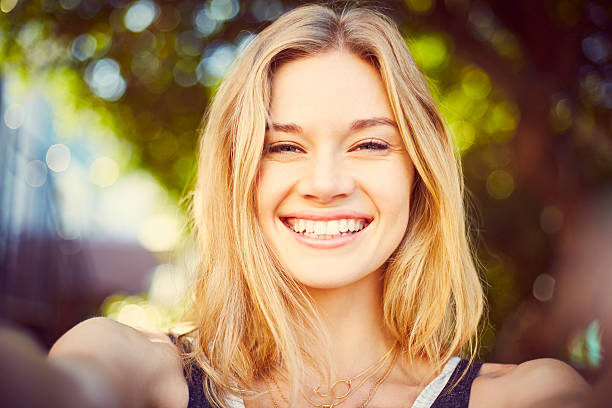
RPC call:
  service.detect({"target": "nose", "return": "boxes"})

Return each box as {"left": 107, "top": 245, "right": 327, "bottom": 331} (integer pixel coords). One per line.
{"left": 295, "top": 151, "right": 355, "bottom": 203}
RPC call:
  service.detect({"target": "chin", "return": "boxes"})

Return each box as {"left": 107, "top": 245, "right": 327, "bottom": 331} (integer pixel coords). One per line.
{"left": 286, "top": 263, "right": 383, "bottom": 290}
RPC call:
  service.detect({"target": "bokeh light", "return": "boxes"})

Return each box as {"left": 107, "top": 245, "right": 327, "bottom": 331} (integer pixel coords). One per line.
{"left": 138, "top": 213, "right": 181, "bottom": 252}
{"left": 71, "top": 33, "right": 97, "bottom": 61}
{"left": 131, "top": 50, "right": 161, "bottom": 85}
{"left": 486, "top": 169, "right": 514, "bottom": 199}
{"left": 250, "top": 0, "right": 283, "bottom": 22}
{"left": 550, "top": 97, "right": 573, "bottom": 133}
{"left": 59, "top": 0, "right": 80, "bottom": 11}
{"left": 176, "top": 30, "right": 204, "bottom": 57}
{"left": 409, "top": 34, "right": 449, "bottom": 70}
{"left": 581, "top": 33, "right": 610, "bottom": 65}
{"left": 449, "top": 120, "right": 476, "bottom": 152}
{"left": 117, "top": 303, "right": 149, "bottom": 327}
{"left": 24, "top": 160, "right": 48, "bottom": 187}
{"left": 490, "top": 101, "right": 520, "bottom": 133}
{"left": 173, "top": 59, "right": 199, "bottom": 87}
{"left": 197, "top": 42, "right": 237, "bottom": 85}
{"left": 405, "top": 0, "right": 435, "bottom": 14}
{"left": 489, "top": 29, "right": 521, "bottom": 60}
{"left": 156, "top": 5, "right": 180, "bottom": 32}
{"left": 468, "top": 4, "right": 496, "bottom": 41}
{"left": 461, "top": 67, "right": 491, "bottom": 100}
{"left": 124, "top": 0, "right": 159, "bottom": 33}
{"left": 84, "top": 58, "right": 127, "bottom": 101}
{"left": 89, "top": 156, "right": 120, "bottom": 187}
{"left": 208, "top": 0, "right": 240, "bottom": 22}
{"left": 194, "top": 6, "right": 218, "bottom": 36}
{"left": 3, "top": 103, "right": 25, "bottom": 129}
{"left": 149, "top": 263, "right": 188, "bottom": 308}
{"left": 102, "top": 293, "right": 186, "bottom": 331}
{"left": 45, "top": 144, "right": 71, "bottom": 173}
{"left": 532, "top": 273, "right": 556, "bottom": 302}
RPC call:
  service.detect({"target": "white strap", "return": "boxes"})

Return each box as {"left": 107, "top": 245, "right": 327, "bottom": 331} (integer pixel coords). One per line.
{"left": 226, "top": 393, "right": 246, "bottom": 408}
{"left": 410, "top": 356, "right": 461, "bottom": 408}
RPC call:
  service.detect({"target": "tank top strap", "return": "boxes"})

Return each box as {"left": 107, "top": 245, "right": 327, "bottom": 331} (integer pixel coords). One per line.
{"left": 430, "top": 358, "right": 483, "bottom": 408}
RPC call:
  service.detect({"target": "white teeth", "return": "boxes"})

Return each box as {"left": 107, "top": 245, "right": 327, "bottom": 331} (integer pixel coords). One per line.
{"left": 286, "top": 218, "right": 368, "bottom": 239}
{"left": 348, "top": 219, "right": 356, "bottom": 232}
{"left": 292, "top": 219, "right": 305, "bottom": 233}
{"left": 326, "top": 220, "right": 339, "bottom": 235}
{"left": 305, "top": 220, "right": 315, "bottom": 233}
{"left": 297, "top": 218, "right": 306, "bottom": 233}
{"left": 314, "top": 221, "right": 325, "bottom": 235}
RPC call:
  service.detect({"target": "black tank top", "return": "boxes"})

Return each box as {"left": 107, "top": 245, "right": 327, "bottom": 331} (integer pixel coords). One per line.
{"left": 174, "top": 349, "right": 482, "bottom": 408}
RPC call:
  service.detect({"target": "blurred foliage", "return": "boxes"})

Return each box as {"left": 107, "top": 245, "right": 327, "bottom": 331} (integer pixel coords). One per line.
{"left": 2, "top": 0, "right": 611, "bottom": 366}
{"left": 102, "top": 292, "right": 186, "bottom": 330}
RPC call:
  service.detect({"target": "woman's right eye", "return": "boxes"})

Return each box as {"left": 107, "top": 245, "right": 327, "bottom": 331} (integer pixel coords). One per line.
{"left": 264, "top": 143, "right": 304, "bottom": 154}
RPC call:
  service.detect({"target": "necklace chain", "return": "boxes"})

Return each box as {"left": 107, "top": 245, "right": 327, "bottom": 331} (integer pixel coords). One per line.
{"left": 267, "top": 343, "right": 398, "bottom": 408}
{"left": 312, "top": 343, "right": 396, "bottom": 401}
{"left": 355, "top": 348, "right": 398, "bottom": 408}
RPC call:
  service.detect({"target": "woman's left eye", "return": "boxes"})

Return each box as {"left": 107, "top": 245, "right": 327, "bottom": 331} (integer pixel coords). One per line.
{"left": 352, "top": 140, "right": 389, "bottom": 151}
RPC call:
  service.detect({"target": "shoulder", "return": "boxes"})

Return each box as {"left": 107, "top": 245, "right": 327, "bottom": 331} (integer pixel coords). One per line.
{"left": 50, "top": 317, "right": 177, "bottom": 365}
{"left": 469, "top": 358, "right": 590, "bottom": 408}
{"left": 50, "top": 317, "right": 188, "bottom": 408}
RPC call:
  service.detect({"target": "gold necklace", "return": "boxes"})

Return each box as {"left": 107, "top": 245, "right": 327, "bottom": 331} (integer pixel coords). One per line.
{"left": 264, "top": 376, "right": 283, "bottom": 408}
{"left": 300, "top": 349, "right": 392, "bottom": 407}
{"left": 312, "top": 342, "right": 397, "bottom": 401}
{"left": 269, "top": 343, "right": 398, "bottom": 408}
{"left": 356, "top": 347, "right": 398, "bottom": 408}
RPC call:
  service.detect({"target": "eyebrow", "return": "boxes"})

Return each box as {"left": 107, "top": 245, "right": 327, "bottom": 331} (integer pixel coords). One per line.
{"left": 265, "top": 117, "right": 398, "bottom": 134}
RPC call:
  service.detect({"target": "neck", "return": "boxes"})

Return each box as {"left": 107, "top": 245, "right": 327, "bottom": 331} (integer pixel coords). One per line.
{"left": 306, "top": 268, "right": 394, "bottom": 377}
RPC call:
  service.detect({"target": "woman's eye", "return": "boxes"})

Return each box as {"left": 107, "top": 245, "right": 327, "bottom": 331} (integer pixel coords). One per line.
{"left": 353, "top": 140, "right": 389, "bottom": 151}
{"left": 264, "top": 143, "right": 304, "bottom": 154}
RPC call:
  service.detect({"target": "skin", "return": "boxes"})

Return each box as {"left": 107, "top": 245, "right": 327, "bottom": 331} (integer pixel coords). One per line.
{"left": 45, "top": 51, "right": 590, "bottom": 408}
{"left": 257, "top": 49, "right": 415, "bottom": 292}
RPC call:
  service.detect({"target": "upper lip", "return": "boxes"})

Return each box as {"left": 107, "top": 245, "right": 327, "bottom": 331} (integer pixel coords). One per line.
{"left": 280, "top": 210, "right": 373, "bottom": 222}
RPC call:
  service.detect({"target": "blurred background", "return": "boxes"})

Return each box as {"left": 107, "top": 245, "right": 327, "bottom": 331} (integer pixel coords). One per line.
{"left": 0, "top": 0, "right": 610, "bottom": 395}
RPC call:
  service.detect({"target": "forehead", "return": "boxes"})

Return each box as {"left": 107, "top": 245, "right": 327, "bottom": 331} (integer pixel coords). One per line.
{"left": 269, "top": 51, "right": 395, "bottom": 130}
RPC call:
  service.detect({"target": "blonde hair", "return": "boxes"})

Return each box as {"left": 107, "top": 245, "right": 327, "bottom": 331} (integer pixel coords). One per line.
{"left": 186, "top": 3, "right": 484, "bottom": 405}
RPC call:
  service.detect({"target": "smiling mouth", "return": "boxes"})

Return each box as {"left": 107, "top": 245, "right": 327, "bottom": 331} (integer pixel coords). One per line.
{"left": 281, "top": 217, "right": 372, "bottom": 240}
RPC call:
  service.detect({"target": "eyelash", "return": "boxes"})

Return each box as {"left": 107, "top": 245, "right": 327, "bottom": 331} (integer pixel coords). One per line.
{"left": 264, "top": 143, "right": 304, "bottom": 154}
{"left": 351, "top": 140, "right": 389, "bottom": 151}
{"left": 264, "top": 140, "right": 389, "bottom": 154}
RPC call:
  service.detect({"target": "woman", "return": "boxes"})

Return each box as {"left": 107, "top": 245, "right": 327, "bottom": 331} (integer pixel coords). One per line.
{"left": 49, "top": 4, "right": 589, "bottom": 408}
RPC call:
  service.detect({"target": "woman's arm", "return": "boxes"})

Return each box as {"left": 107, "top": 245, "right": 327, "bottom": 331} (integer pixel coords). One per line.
{"left": 48, "top": 317, "right": 188, "bottom": 408}
{"left": 472, "top": 358, "right": 591, "bottom": 408}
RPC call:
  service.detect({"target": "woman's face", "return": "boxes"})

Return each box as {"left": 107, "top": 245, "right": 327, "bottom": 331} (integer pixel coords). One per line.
{"left": 256, "top": 51, "right": 415, "bottom": 289}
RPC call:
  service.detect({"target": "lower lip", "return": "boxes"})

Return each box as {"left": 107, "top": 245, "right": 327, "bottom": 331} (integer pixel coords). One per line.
{"left": 283, "top": 221, "right": 368, "bottom": 249}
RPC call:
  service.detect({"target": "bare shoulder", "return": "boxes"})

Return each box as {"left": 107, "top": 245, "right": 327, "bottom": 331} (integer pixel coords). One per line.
{"left": 470, "top": 358, "right": 590, "bottom": 408}
{"left": 50, "top": 317, "right": 188, "bottom": 408}
{"left": 50, "top": 317, "right": 179, "bottom": 371}
{"left": 51, "top": 316, "right": 161, "bottom": 351}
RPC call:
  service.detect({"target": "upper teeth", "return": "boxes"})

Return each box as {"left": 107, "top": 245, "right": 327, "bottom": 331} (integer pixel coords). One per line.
{"left": 286, "top": 218, "right": 367, "bottom": 235}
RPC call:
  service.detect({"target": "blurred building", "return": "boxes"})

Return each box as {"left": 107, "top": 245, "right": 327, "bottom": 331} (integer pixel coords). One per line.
{"left": 0, "top": 77, "right": 158, "bottom": 347}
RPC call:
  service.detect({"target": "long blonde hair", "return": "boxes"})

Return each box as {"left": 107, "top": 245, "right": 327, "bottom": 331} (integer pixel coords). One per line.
{"left": 186, "top": 3, "right": 484, "bottom": 405}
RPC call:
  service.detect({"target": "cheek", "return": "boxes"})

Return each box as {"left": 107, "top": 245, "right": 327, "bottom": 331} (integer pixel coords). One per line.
{"left": 256, "top": 162, "right": 297, "bottom": 218}
{"left": 359, "top": 160, "right": 414, "bottom": 220}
